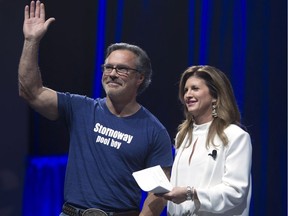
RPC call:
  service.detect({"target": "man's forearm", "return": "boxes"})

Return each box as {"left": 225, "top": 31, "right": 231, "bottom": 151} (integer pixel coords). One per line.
{"left": 18, "top": 40, "right": 43, "bottom": 101}
{"left": 139, "top": 166, "right": 171, "bottom": 215}
{"left": 140, "top": 192, "right": 167, "bottom": 216}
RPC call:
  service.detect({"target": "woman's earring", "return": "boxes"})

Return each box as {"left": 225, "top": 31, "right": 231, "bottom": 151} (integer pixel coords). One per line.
{"left": 212, "top": 103, "right": 218, "bottom": 118}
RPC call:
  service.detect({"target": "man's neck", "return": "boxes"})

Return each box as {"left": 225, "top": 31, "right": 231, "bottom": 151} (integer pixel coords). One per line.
{"left": 105, "top": 97, "right": 140, "bottom": 117}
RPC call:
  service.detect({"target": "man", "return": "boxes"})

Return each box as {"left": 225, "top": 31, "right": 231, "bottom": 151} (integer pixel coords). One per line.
{"left": 18, "top": 1, "right": 173, "bottom": 216}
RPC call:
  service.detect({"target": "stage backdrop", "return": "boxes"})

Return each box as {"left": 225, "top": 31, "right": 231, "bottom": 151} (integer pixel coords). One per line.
{"left": 2, "top": 0, "right": 286, "bottom": 216}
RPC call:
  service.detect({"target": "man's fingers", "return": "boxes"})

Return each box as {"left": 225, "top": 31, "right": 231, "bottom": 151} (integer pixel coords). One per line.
{"left": 35, "top": 1, "right": 41, "bottom": 18}
{"left": 24, "top": 5, "right": 29, "bottom": 20}
{"left": 29, "top": 1, "right": 35, "bottom": 18}
{"left": 39, "top": 2, "right": 45, "bottom": 19}
{"left": 44, "top": 18, "right": 56, "bottom": 29}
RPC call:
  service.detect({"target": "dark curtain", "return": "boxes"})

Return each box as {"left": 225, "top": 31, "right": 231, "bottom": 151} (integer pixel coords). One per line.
{"left": 18, "top": 1, "right": 287, "bottom": 216}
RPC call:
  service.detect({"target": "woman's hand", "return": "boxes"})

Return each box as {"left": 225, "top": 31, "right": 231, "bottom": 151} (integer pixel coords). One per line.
{"left": 156, "top": 187, "right": 187, "bottom": 204}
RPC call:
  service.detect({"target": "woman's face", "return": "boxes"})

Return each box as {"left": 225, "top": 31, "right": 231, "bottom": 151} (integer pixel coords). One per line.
{"left": 183, "top": 76, "right": 216, "bottom": 124}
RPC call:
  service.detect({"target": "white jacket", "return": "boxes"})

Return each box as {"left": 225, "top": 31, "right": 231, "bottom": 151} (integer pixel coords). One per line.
{"left": 167, "top": 122, "right": 252, "bottom": 216}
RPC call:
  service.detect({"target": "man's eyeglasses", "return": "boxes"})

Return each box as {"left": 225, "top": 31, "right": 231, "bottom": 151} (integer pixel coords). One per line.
{"left": 101, "top": 64, "right": 139, "bottom": 77}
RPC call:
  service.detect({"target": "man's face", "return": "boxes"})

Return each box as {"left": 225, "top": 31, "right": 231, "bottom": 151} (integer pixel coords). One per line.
{"left": 102, "top": 50, "right": 144, "bottom": 101}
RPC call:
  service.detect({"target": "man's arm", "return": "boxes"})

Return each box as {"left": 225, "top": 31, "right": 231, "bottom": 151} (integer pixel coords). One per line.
{"left": 140, "top": 167, "right": 171, "bottom": 216}
{"left": 18, "top": 0, "right": 58, "bottom": 120}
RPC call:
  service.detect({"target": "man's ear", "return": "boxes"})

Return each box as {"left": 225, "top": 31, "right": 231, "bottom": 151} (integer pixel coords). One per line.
{"left": 136, "top": 74, "right": 145, "bottom": 86}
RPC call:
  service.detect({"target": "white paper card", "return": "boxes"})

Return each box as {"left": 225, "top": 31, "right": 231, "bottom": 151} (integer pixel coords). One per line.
{"left": 132, "top": 165, "right": 173, "bottom": 193}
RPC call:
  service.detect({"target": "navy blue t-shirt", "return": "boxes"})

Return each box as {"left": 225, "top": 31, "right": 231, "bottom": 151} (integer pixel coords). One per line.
{"left": 57, "top": 92, "right": 173, "bottom": 211}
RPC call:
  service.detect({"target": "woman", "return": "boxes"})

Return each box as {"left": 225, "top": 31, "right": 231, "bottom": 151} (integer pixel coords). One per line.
{"left": 162, "top": 65, "right": 252, "bottom": 215}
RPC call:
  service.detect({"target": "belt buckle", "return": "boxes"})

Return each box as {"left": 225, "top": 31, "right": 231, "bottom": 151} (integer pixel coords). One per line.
{"left": 82, "top": 208, "right": 108, "bottom": 216}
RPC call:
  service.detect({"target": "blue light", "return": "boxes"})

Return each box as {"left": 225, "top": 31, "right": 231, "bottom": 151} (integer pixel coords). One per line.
{"left": 115, "top": 0, "right": 124, "bottom": 42}
{"left": 199, "top": 0, "right": 212, "bottom": 64}
{"left": 23, "top": 155, "right": 68, "bottom": 216}
{"left": 188, "top": 0, "right": 195, "bottom": 65}
{"left": 93, "top": 0, "right": 106, "bottom": 98}
{"left": 231, "top": 0, "right": 247, "bottom": 112}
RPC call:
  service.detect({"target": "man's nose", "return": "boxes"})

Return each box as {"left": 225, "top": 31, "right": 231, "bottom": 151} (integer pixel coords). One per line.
{"left": 109, "top": 68, "right": 119, "bottom": 76}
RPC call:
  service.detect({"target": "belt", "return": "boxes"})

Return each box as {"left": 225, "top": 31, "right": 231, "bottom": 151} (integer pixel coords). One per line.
{"left": 62, "top": 203, "right": 140, "bottom": 216}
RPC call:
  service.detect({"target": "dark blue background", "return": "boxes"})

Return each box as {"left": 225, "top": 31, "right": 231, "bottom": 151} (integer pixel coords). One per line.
{"left": 0, "top": 0, "right": 286, "bottom": 215}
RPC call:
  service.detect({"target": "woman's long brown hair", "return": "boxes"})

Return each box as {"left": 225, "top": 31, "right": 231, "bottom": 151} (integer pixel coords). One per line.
{"left": 176, "top": 65, "right": 241, "bottom": 149}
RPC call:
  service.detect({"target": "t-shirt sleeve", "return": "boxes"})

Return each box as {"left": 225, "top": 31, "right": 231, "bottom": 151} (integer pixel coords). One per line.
{"left": 57, "top": 92, "right": 73, "bottom": 125}
{"left": 57, "top": 92, "right": 95, "bottom": 125}
{"left": 145, "top": 128, "right": 174, "bottom": 168}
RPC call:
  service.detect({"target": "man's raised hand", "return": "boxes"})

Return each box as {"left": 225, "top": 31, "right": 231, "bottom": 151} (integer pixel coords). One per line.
{"left": 23, "top": 1, "right": 55, "bottom": 42}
